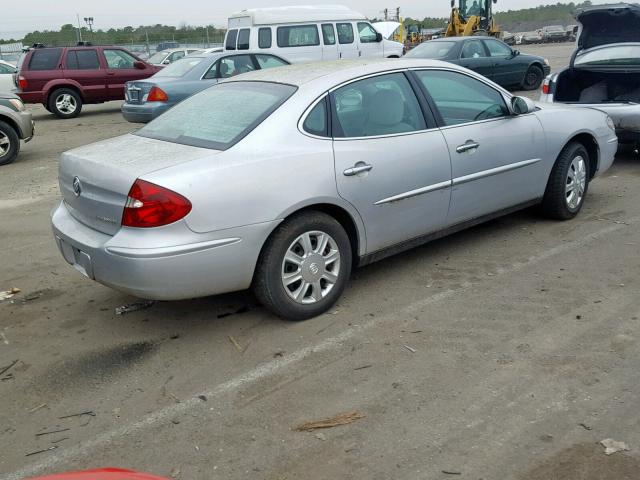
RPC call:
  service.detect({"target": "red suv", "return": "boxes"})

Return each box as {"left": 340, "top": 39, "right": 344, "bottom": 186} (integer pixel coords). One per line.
{"left": 16, "top": 45, "right": 161, "bottom": 118}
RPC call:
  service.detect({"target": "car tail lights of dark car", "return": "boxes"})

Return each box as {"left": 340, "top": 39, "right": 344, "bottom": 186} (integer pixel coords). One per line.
{"left": 122, "top": 179, "right": 192, "bottom": 228}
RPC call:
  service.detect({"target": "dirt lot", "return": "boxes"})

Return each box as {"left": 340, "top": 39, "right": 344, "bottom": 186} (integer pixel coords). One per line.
{"left": 1, "top": 43, "right": 639, "bottom": 480}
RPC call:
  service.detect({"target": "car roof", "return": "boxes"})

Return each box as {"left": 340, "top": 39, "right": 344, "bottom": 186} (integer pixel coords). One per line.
{"left": 222, "top": 58, "right": 467, "bottom": 88}
{"left": 430, "top": 36, "right": 494, "bottom": 42}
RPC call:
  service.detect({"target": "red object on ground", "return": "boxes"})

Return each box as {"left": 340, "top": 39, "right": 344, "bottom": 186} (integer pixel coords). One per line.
{"left": 27, "top": 468, "right": 170, "bottom": 480}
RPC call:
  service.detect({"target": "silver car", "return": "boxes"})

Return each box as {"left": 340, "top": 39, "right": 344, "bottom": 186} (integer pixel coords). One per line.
{"left": 51, "top": 59, "right": 617, "bottom": 320}
{"left": 0, "top": 93, "right": 34, "bottom": 165}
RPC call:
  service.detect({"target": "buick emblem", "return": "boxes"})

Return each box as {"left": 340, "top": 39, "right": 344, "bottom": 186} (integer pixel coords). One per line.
{"left": 72, "top": 176, "right": 82, "bottom": 196}
{"left": 309, "top": 263, "right": 319, "bottom": 275}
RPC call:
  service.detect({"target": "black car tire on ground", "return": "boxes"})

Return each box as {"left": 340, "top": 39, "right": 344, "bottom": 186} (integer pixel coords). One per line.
{"left": 254, "top": 211, "right": 353, "bottom": 321}
{"left": 541, "top": 142, "right": 590, "bottom": 220}
{"left": 522, "top": 65, "right": 544, "bottom": 90}
{"left": 0, "top": 120, "right": 20, "bottom": 166}
{"left": 48, "top": 88, "right": 83, "bottom": 119}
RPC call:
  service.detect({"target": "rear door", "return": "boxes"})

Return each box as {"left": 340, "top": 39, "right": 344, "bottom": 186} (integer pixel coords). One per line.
{"left": 413, "top": 69, "right": 546, "bottom": 225}
{"left": 102, "top": 48, "right": 151, "bottom": 100}
{"left": 331, "top": 72, "right": 452, "bottom": 253}
{"left": 63, "top": 49, "right": 106, "bottom": 101}
{"left": 457, "top": 39, "right": 494, "bottom": 80}
{"left": 336, "top": 22, "right": 359, "bottom": 59}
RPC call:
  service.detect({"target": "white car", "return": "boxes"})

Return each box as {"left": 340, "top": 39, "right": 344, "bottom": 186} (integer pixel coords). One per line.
{"left": 147, "top": 48, "right": 201, "bottom": 66}
{"left": 0, "top": 60, "right": 17, "bottom": 93}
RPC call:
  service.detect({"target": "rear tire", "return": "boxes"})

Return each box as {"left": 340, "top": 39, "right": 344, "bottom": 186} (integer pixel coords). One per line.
{"left": 253, "top": 211, "right": 352, "bottom": 321}
{"left": 541, "top": 142, "right": 590, "bottom": 220}
{"left": 0, "top": 120, "right": 20, "bottom": 166}
{"left": 522, "top": 65, "right": 544, "bottom": 91}
{"left": 48, "top": 88, "right": 82, "bottom": 118}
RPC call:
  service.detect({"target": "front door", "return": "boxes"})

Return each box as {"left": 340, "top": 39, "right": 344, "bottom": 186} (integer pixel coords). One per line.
{"left": 336, "top": 22, "right": 359, "bottom": 59}
{"left": 483, "top": 38, "right": 521, "bottom": 86}
{"left": 331, "top": 72, "right": 452, "bottom": 253}
{"left": 356, "top": 22, "right": 384, "bottom": 58}
{"left": 414, "top": 69, "right": 546, "bottom": 225}
{"left": 457, "top": 39, "right": 494, "bottom": 80}
{"left": 103, "top": 48, "right": 150, "bottom": 100}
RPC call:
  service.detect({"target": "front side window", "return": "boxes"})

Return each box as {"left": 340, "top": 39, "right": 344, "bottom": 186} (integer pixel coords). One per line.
{"left": 237, "top": 29, "right": 250, "bottom": 50}
{"left": 461, "top": 40, "right": 487, "bottom": 59}
{"left": 258, "top": 28, "right": 272, "bottom": 48}
{"left": 66, "top": 50, "right": 100, "bottom": 69}
{"left": 415, "top": 70, "right": 508, "bottom": 126}
{"left": 255, "top": 54, "right": 288, "bottom": 69}
{"left": 103, "top": 49, "right": 135, "bottom": 69}
{"left": 136, "top": 82, "right": 296, "bottom": 150}
{"left": 331, "top": 72, "right": 426, "bottom": 138}
{"left": 358, "top": 23, "right": 378, "bottom": 43}
{"left": 337, "top": 23, "right": 354, "bottom": 44}
{"left": 277, "top": 25, "right": 320, "bottom": 47}
{"left": 225, "top": 29, "right": 238, "bottom": 50}
{"left": 28, "top": 48, "right": 62, "bottom": 71}
{"left": 217, "top": 55, "right": 255, "bottom": 79}
{"left": 322, "top": 24, "right": 336, "bottom": 45}
{"left": 484, "top": 39, "right": 512, "bottom": 57}
{"left": 303, "top": 98, "right": 328, "bottom": 137}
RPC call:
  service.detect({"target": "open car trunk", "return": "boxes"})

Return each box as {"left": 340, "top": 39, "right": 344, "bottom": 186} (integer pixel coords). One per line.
{"left": 554, "top": 69, "right": 640, "bottom": 103}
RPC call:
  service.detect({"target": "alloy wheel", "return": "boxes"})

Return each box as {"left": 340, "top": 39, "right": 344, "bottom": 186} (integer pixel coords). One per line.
{"left": 0, "top": 131, "right": 10, "bottom": 158}
{"left": 281, "top": 230, "right": 341, "bottom": 305}
{"left": 55, "top": 94, "right": 77, "bottom": 114}
{"left": 565, "top": 155, "right": 587, "bottom": 210}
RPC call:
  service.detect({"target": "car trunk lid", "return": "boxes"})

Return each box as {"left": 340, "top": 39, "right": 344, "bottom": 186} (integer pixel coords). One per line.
{"left": 59, "top": 134, "right": 217, "bottom": 235}
{"left": 575, "top": 4, "right": 640, "bottom": 52}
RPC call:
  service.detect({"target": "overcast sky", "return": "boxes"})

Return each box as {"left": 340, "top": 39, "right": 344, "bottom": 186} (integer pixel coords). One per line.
{"left": 1, "top": 0, "right": 612, "bottom": 39}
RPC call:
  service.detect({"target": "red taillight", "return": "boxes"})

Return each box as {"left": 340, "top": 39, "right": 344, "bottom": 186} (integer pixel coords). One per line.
{"left": 542, "top": 79, "right": 551, "bottom": 95}
{"left": 147, "top": 86, "right": 168, "bottom": 102}
{"left": 18, "top": 76, "right": 27, "bottom": 90}
{"left": 121, "top": 179, "right": 191, "bottom": 228}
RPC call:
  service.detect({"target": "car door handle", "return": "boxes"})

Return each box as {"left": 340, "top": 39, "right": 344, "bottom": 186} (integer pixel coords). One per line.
{"left": 343, "top": 164, "right": 373, "bottom": 176}
{"left": 107, "top": 71, "right": 116, "bottom": 76}
{"left": 456, "top": 141, "right": 480, "bottom": 153}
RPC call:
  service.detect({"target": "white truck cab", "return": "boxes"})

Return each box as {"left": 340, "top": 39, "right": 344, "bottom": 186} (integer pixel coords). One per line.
{"left": 224, "top": 5, "right": 404, "bottom": 63}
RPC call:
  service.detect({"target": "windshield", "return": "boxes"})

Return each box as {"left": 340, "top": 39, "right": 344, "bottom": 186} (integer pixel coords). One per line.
{"left": 136, "top": 81, "right": 296, "bottom": 150}
{"left": 405, "top": 41, "right": 456, "bottom": 59}
{"left": 154, "top": 56, "right": 205, "bottom": 77}
{"left": 576, "top": 45, "right": 640, "bottom": 66}
{"left": 459, "top": 0, "right": 487, "bottom": 17}
{"left": 148, "top": 51, "right": 168, "bottom": 64}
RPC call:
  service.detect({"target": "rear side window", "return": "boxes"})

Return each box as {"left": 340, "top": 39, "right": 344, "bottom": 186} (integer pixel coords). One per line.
{"left": 322, "top": 24, "right": 336, "bottom": 45}
{"left": 255, "top": 54, "right": 288, "bottom": 69}
{"left": 337, "top": 23, "right": 354, "bottom": 44}
{"left": 66, "top": 50, "right": 100, "bottom": 69}
{"left": 258, "top": 28, "right": 272, "bottom": 48}
{"left": 277, "top": 25, "right": 320, "bottom": 47}
{"left": 237, "top": 29, "right": 250, "bottom": 50}
{"left": 303, "top": 98, "right": 329, "bottom": 137}
{"left": 226, "top": 29, "right": 238, "bottom": 50}
{"left": 136, "top": 82, "right": 297, "bottom": 150}
{"left": 28, "top": 48, "right": 62, "bottom": 70}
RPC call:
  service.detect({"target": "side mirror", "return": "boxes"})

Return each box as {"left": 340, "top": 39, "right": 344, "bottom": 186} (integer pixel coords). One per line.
{"left": 511, "top": 96, "right": 534, "bottom": 115}
{"left": 162, "top": 59, "right": 171, "bottom": 65}
{"left": 376, "top": 32, "right": 383, "bottom": 42}
{"left": 133, "top": 60, "right": 146, "bottom": 70}
{"left": 512, "top": 49, "right": 520, "bottom": 56}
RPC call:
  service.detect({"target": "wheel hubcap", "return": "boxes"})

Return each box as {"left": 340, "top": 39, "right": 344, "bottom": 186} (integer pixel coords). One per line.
{"left": 566, "top": 155, "right": 587, "bottom": 210}
{"left": 55, "top": 94, "right": 77, "bottom": 114}
{"left": 526, "top": 71, "right": 538, "bottom": 86}
{"left": 281, "top": 230, "right": 341, "bottom": 305}
{"left": 0, "top": 131, "right": 10, "bottom": 158}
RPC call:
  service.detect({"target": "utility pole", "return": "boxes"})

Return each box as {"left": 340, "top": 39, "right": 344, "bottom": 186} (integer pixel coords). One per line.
{"left": 206, "top": 27, "right": 210, "bottom": 48}
{"left": 83, "top": 17, "right": 94, "bottom": 35}
{"left": 145, "top": 30, "right": 150, "bottom": 56}
{"left": 76, "top": 14, "right": 83, "bottom": 43}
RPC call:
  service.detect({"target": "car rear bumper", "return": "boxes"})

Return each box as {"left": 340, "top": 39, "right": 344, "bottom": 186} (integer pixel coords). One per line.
{"left": 121, "top": 102, "right": 171, "bottom": 123}
{"left": 51, "top": 200, "right": 278, "bottom": 300}
{"left": 17, "top": 91, "right": 45, "bottom": 104}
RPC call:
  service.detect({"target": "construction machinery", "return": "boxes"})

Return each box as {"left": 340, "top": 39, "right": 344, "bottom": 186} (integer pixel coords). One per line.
{"left": 445, "top": 0, "right": 501, "bottom": 37}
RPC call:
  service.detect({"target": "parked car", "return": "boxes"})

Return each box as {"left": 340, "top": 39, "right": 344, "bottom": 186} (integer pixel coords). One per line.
{"left": 542, "top": 25, "right": 569, "bottom": 43}
{"left": 146, "top": 48, "right": 201, "bottom": 66}
{"left": 224, "top": 5, "right": 404, "bottom": 62}
{"left": 540, "top": 3, "right": 640, "bottom": 145}
{"left": 405, "top": 37, "right": 550, "bottom": 90}
{"left": 188, "top": 46, "right": 224, "bottom": 55}
{"left": 15, "top": 45, "right": 161, "bottom": 118}
{"left": 519, "top": 31, "right": 543, "bottom": 45}
{"left": 0, "top": 59, "right": 17, "bottom": 92}
{"left": 122, "top": 52, "right": 289, "bottom": 123}
{"left": 156, "top": 42, "right": 180, "bottom": 52}
{"left": 51, "top": 58, "right": 617, "bottom": 320}
{"left": 0, "top": 93, "right": 34, "bottom": 165}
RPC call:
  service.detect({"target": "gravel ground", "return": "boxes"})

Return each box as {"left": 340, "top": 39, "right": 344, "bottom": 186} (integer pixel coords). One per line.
{"left": 1, "top": 43, "right": 639, "bottom": 480}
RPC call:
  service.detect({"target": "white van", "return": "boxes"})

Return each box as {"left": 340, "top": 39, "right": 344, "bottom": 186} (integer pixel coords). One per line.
{"left": 224, "top": 5, "right": 404, "bottom": 63}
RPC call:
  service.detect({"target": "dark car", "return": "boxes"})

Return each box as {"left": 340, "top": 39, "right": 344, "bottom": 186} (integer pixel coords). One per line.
{"left": 122, "top": 52, "right": 289, "bottom": 123}
{"left": 405, "top": 36, "right": 551, "bottom": 90}
{"left": 15, "top": 45, "right": 161, "bottom": 118}
{"left": 542, "top": 25, "right": 569, "bottom": 43}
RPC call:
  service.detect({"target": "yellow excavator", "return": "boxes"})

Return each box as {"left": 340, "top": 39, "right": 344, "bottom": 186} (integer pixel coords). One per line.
{"left": 445, "top": 0, "right": 501, "bottom": 37}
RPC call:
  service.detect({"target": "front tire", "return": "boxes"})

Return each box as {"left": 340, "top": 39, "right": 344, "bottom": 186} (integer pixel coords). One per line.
{"left": 253, "top": 211, "right": 352, "bottom": 321}
{"left": 522, "top": 65, "right": 544, "bottom": 91}
{"left": 541, "top": 142, "right": 590, "bottom": 220}
{"left": 48, "top": 88, "right": 82, "bottom": 118}
{"left": 0, "top": 120, "right": 20, "bottom": 166}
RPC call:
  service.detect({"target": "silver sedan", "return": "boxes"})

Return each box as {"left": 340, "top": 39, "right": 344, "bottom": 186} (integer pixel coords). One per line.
{"left": 51, "top": 59, "right": 618, "bottom": 320}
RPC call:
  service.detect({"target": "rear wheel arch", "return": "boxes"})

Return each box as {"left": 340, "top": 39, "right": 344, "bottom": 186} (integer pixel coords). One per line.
{"left": 46, "top": 83, "right": 84, "bottom": 104}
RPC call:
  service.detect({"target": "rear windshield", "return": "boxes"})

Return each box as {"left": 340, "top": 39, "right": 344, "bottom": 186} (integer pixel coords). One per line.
{"left": 28, "top": 48, "right": 63, "bottom": 70}
{"left": 154, "top": 56, "right": 205, "bottom": 77}
{"left": 135, "top": 81, "right": 296, "bottom": 150}
{"left": 405, "top": 41, "right": 456, "bottom": 59}
{"left": 576, "top": 45, "right": 640, "bottom": 66}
